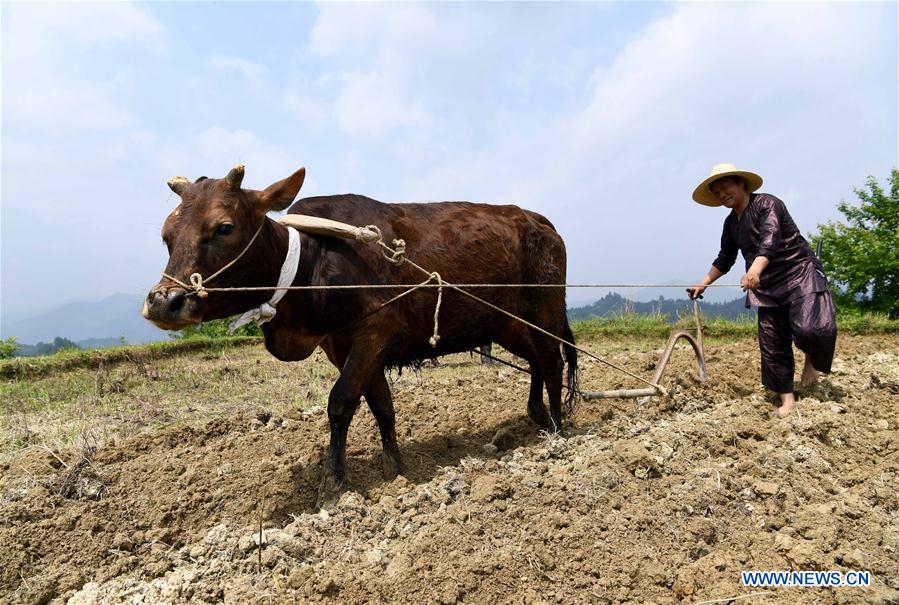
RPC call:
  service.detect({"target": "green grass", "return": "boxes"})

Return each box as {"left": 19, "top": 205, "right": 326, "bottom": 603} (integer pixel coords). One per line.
{"left": 4, "top": 310, "right": 894, "bottom": 382}
{"left": 570, "top": 310, "right": 898, "bottom": 339}
{"left": 833, "top": 310, "right": 899, "bottom": 334}
{"left": 571, "top": 312, "right": 757, "bottom": 340}
{"left": 0, "top": 336, "right": 262, "bottom": 380}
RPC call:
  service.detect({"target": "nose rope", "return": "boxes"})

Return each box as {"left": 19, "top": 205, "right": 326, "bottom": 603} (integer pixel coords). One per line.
{"left": 161, "top": 220, "right": 267, "bottom": 298}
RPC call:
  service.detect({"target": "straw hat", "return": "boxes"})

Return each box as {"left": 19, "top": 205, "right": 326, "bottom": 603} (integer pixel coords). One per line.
{"left": 692, "top": 163, "right": 763, "bottom": 206}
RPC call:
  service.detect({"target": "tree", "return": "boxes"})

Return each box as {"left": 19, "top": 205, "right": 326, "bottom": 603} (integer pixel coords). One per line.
{"left": 0, "top": 337, "right": 20, "bottom": 359}
{"left": 811, "top": 168, "right": 899, "bottom": 318}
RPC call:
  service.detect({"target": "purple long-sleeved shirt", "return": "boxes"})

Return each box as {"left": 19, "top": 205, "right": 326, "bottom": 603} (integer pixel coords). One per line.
{"left": 712, "top": 193, "right": 828, "bottom": 307}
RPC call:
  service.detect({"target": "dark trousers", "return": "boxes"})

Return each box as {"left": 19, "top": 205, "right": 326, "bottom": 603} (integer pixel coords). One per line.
{"left": 757, "top": 291, "right": 837, "bottom": 393}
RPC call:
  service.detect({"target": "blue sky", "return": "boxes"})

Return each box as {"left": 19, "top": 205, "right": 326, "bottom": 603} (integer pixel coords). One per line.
{"left": 2, "top": 1, "right": 896, "bottom": 321}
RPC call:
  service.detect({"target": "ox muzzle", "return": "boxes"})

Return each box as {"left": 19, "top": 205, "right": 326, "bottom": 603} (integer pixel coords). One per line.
{"left": 142, "top": 284, "right": 198, "bottom": 330}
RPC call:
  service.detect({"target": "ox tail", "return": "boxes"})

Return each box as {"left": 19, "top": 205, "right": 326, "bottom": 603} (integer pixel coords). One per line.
{"left": 562, "top": 319, "right": 580, "bottom": 417}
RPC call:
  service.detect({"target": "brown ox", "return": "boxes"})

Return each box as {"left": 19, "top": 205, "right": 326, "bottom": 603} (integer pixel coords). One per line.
{"left": 144, "top": 165, "right": 577, "bottom": 504}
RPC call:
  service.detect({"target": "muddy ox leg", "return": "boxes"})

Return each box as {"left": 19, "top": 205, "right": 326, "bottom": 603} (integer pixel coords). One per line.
{"left": 318, "top": 341, "right": 383, "bottom": 509}
{"left": 364, "top": 372, "right": 402, "bottom": 480}
{"left": 526, "top": 367, "right": 552, "bottom": 429}
{"left": 497, "top": 330, "right": 553, "bottom": 430}
{"left": 536, "top": 338, "right": 565, "bottom": 434}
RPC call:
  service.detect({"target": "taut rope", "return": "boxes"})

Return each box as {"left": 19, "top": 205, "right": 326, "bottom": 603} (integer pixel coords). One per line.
{"left": 158, "top": 216, "right": 713, "bottom": 393}
{"left": 366, "top": 235, "right": 666, "bottom": 394}
{"left": 161, "top": 283, "right": 742, "bottom": 292}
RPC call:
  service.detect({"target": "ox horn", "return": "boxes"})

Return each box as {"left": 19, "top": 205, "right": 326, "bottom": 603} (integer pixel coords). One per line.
{"left": 167, "top": 176, "right": 190, "bottom": 195}
{"left": 226, "top": 164, "right": 245, "bottom": 190}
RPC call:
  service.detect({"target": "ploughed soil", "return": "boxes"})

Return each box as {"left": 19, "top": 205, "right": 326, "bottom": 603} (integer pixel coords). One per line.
{"left": 1, "top": 335, "right": 897, "bottom": 605}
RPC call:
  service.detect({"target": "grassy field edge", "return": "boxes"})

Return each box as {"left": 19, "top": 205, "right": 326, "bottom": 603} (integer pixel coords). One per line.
{"left": 0, "top": 337, "right": 263, "bottom": 380}
{"left": 2, "top": 312, "right": 895, "bottom": 381}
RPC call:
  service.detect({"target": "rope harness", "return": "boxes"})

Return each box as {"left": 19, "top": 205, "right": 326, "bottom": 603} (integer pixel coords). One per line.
{"left": 161, "top": 220, "right": 267, "bottom": 299}
{"left": 228, "top": 226, "right": 302, "bottom": 332}
{"left": 157, "top": 215, "right": 735, "bottom": 395}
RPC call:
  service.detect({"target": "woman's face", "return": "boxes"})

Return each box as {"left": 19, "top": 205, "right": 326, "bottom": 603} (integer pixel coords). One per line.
{"left": 709, "top": 176, "right": 749, "bottom": 209}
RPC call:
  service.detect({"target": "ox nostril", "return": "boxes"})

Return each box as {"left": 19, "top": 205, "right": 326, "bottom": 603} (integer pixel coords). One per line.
{"left": 167, "top": 289, "right": 186, "bottom": 314}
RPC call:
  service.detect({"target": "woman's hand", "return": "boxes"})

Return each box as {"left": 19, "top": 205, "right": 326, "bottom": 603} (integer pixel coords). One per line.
{"left": 741, "top": 256, "right": 769, "bottom": 290}
{"left": 740, "top": 271, "right": 761, "bottom": 290}
{"left": 689, "top": 267, "right": 724, "bottom": 300}
{"left": 686, "top": 285, "right": 706, "bottom": 300}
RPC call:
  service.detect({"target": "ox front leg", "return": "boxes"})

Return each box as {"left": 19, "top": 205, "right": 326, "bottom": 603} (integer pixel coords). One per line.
{"left": 318, "top": 342, "right": 383, "bottom": 510}
{"left": 365, "top": 372, "right": 402, "bottom": 480}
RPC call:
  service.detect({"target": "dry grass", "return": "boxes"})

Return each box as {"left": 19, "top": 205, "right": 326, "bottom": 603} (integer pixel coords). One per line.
{"left": 1, "top": 339, "right": 585, "bottom": 459}
{"left": 0, "top": 345, "right": 338, "bottom": 458}
{"left": 6, "top": 328, "right": 879, "bottom": 463}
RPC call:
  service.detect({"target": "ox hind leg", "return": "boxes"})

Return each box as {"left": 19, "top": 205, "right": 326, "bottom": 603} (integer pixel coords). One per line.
{"left": 364, "top": 372, "right": 402, "bottom": 481}
{"left": 526, "top": 368, "right": 552, "bottom": 429}
{"left": 319, "top": 339, "right": 385, "bottom": 509}
{"left": 496, "top": 331, "right": 553, "bottom": 430}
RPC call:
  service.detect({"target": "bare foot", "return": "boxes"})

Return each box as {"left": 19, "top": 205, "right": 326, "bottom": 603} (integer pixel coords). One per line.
{"left": 772, "top": 393, "right": 796, "bottom": 418}
{"left": 801, "top": 356, "right": 820, "bottom": 388}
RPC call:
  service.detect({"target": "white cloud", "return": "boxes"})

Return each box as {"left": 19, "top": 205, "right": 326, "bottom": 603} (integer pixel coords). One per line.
{"left": 334, "top": 70, "right": 432, "bottom": 138}
{"left": 356, "top": 2, "right": 894, "bottom": 285}
{"left": 3, "top": 2, "right": 165, "bottom": 59}
{"left": 571, "top": 2, "right": 888, "bottom": 152}
{"left": 282, "top": 87, "right": 329, "bottom": 129}
{"left": 2, "top": 3, "right": 167, "bottom": 133}
{"left": 310, "top": 3, "right": 441, "bottom": 59}
{"left": 308, "top": 3, "right": 480, "bottom": 138}
{"left": 10, "top": 81, "right": 136, "bottom": 131}
{"left": 152, "top": 126, "right": 303, "bottom": 192}
{"left": 210, "top": 54, "right": 269, "bottom": 80}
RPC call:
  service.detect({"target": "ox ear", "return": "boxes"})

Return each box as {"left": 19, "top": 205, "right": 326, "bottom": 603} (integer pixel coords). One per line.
{"left": 250, "top": 167, "right": 306, "bottom": 213}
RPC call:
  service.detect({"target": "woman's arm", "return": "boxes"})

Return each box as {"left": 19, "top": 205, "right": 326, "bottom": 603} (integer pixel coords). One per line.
{"left": 687, "top": 266, "right": 724, "bottom": 300}
{"left": 690, "top": 217, "right": 736, "bottom": 300}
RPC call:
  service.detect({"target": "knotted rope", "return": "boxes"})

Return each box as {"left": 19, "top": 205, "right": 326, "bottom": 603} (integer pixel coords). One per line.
{"left": 356, "top": 233, "right": 665, "bottom": 393}
{"left": 348, "top": 228, "right": 665, "bottom": 392}
{"left": 428, "top": 273, "right": 443, "bottom": 346}
{"left": 355, "top": 225, "right": 440, "bottom": 346}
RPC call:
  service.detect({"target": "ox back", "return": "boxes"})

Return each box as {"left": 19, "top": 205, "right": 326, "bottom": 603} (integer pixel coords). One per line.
{"left": 287, "top": 194, "right": 570, "bottom": 369}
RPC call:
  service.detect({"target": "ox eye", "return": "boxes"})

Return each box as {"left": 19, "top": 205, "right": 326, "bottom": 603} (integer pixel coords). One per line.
{"left": 215, "top": 223, "right": 234, "bottom": 237}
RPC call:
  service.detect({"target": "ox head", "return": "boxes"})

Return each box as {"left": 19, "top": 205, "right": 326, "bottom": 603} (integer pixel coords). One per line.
{"left": 143, "top": 164, "right": 306, "bottom": 330}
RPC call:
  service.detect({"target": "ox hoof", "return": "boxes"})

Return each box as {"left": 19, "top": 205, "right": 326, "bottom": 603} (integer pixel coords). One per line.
{"left": 316, "top": 472, "right": 345, "bottom": 511}
{"left": 542, "top": 420, "right": 565, "bottom": 437}
{"left": 382, "top": 453, "right": 402, "bottom": 481}
{"left": 528, "top": 407, "right": 553, "bottom": 430}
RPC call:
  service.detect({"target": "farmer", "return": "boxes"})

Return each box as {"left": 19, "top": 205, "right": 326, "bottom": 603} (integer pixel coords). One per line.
{"left": 686, "top": 163, "right": 837, "bottom": 417}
